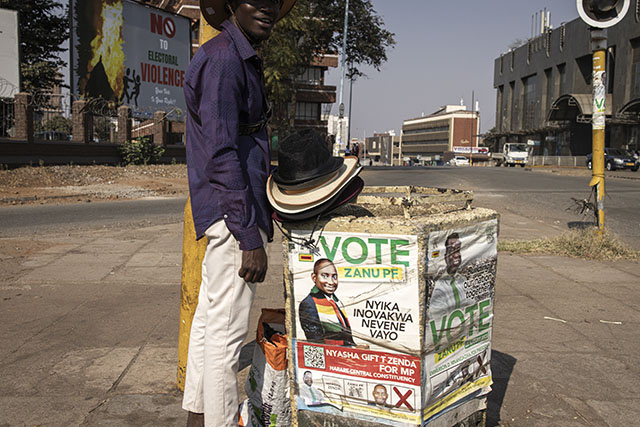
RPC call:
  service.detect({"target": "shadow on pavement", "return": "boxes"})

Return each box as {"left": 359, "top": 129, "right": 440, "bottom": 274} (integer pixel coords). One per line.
{"left": 568, "top": 220, "right": 595, "bottom": 230}
{"left": 487, "top": 350, "right": 517, "bottom": 427}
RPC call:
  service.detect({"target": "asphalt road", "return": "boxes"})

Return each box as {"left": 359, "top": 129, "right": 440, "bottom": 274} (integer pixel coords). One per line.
{"left": 0, "top": 197, "right": 187, "bottom": 237}
{"left": 1, "top": 166, "right": 638, "bottom": 247}
{"left": 361, "top": 166, "right": 640, "bottom": 249}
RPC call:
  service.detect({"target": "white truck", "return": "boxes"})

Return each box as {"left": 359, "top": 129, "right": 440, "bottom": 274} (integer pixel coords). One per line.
{"left": 492, "top": 143, "right": 529, "bottom": 167}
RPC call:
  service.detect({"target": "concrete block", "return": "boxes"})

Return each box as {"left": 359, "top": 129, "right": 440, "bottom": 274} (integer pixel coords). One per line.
{"left": 281, "top": 187, "right": 498, "bottom": 426}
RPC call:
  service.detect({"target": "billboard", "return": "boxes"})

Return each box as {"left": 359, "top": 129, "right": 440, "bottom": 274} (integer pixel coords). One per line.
{"left": 71, "top": 0, "right": 191, "bottom": 119}
{"left": 452, "top": 146, "right": 489, "bottom": 154}
{"left": 0, "top": 8, "right": 20, "bottom": 97}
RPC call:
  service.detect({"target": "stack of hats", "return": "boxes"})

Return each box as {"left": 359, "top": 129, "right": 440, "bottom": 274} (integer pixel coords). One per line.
{"left": 267, "top": 129, "right": 364, "bottom": 222}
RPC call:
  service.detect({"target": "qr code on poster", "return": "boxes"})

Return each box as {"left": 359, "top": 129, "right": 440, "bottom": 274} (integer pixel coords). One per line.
{"left": 303, "top": 345, "right": 325, "bottom": 369}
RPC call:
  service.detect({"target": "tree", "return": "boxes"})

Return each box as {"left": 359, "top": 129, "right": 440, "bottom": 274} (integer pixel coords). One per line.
{"left": 35, "top": 115, "right": 72, "bottom": 134}
{"left": 0, "top": 0, "right": 69, "bottom": 93}
{"left": 259, "top": 0, "right": 395, "bottom": 134}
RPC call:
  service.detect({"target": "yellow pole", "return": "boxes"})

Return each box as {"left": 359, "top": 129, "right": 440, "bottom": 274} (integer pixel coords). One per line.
{"left": 588, "top": 30, "right": 606, "bottom": 232}
{"left": 177, "top": 13, "right": 220, "bottom": 391}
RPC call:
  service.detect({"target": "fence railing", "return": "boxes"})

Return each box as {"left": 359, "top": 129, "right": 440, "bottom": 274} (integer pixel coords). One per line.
{"left": 3, "top": 92, "right": 184, "bottom": 146}
{"left": 0, "top": 97, "right": 15, "bottom": 139}
{"left": 32, "top": 92, "right": 73, "bottom": 142}
{"left": 529, "top": 156, "right": 587, "bottom": 167}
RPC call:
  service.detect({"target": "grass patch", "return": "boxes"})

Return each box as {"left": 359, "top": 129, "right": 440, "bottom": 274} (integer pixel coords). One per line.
{"left": 498, "top": 228, "right": 639, "bottom": 261}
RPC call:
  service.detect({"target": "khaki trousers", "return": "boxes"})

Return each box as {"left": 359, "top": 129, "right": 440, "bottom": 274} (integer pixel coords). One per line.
{"left": 182, "top": 220, "right": 266, "bottom": 426}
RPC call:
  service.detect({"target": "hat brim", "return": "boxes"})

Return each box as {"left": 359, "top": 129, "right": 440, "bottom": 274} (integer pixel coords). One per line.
{"left": 270, "top": 157, "right": 358, "bottom": 206}
{"left": 200, "top": 0, "right": 297, "bottom": 30}
{"left": 272, "top": 176, "right": 364, "bottom": 223}
{"left": 267, "top": 157, "right": 360, "bottom": 212}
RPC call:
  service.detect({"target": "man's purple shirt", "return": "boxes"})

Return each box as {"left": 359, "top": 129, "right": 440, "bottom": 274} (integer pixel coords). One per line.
{"left": 184, "top": 20, "right": 273, "bottom": 250}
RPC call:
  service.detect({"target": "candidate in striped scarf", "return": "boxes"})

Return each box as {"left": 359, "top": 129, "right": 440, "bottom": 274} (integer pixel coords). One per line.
{"left": 428, "top": 232, "right": 474, "bottom": 320}
{"left": 298, "top": 259, "right": 355, "bottom": 346}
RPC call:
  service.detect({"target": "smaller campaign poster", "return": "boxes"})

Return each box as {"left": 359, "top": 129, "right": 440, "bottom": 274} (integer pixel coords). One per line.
{"left": 294, "top": 341, "right": 421, "bottom": 424}
{"left": 288, "top": 230, "right": 422, "bottom": 424}
{"left": 422, "top": 219, "right": 498, "bottom": 420}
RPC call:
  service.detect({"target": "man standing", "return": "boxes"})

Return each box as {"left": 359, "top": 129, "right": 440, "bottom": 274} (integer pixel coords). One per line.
{"left": 181, "top": 1, "right": 295, "bottom": 426}
{"left": 299, "top": 259, "right": 356, "bottom": 346}
{"left": 428, "top": 233, "right": 473, "bottom": 321}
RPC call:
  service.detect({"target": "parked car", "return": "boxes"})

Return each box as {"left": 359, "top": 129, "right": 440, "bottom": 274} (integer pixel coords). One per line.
{"left": 450, "top": 156, "right": 470, "bottom": 166}
{"left": 586, "top": 148, "right": 639, "bottom": 171}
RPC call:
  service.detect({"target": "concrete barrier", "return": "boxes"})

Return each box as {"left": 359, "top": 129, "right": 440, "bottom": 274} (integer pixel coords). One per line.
{"left": 282, "top": 186, "right": 498, "bottom": 426}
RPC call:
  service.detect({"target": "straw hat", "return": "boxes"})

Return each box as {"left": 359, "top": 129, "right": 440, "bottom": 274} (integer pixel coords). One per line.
{"left": 267, "top": 158, "right": 361, "bottom": 213}
{"left": 200, "top": 0, "right": 297, "bottom": 30}
{"left": 272, "top": 176, "right": 364, "bottom": 222}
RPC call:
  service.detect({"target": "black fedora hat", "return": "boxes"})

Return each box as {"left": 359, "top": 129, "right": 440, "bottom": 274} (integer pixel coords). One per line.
{"left": 272, "top": 176, "right": 364, "bottom": 223}
{"left": 273, "top": 129, "right": 344, "bottom": 185}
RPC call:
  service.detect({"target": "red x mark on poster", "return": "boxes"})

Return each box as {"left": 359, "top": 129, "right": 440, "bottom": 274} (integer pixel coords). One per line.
{"left": 393, "top": 387, "right": 414, "bottom": 411}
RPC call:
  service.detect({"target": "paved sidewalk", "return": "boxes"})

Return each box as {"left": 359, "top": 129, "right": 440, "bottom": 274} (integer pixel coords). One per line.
{"left": 0, "top": 209, "right": 638, "bottom": 426}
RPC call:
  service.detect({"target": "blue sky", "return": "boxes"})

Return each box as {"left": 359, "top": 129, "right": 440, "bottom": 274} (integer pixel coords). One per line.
{"left": 58, "top": 0, "right": 580, "bottom": 136}
{"left": 325, "top": 0, "right": 580, "bottom": 137}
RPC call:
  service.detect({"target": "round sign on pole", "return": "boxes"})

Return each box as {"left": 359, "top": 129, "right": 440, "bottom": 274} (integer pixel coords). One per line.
{"left": 576, "top": 0, "right": 630, "bottom": 28}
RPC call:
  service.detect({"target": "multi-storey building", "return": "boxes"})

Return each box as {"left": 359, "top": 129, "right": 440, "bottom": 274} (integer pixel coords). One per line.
{"left": 145, "top": 0, "right": 337, "bottom": 135}
{"left": 364, "top": 132, "right": 396, "bottom": 166}
{"left": 400, "top": 105, "right": 480, "bottom": 165}
{"left": 492, "top": 5, "right": 640, "bottom": 156}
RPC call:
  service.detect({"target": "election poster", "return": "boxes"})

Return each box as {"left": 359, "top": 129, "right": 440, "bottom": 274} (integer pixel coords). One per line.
{"left": 422, "top": 219, "right": 498, "bottom": 421}
{"left": 289, "top": 230, "right": 422, "bottom": 425}
{"left": 71, "top": 0, "right": 191, "bottom": 119}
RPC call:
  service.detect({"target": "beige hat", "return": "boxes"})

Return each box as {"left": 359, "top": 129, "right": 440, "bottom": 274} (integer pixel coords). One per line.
{"left": 267, "top": 157, "right": 361, "bottom": 214}
{"left": 200, "top": 0, "right": 297, "bottom": 30}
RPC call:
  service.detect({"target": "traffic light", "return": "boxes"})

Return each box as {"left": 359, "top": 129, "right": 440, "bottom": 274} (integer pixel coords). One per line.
{"left": 577, "top": 0, "right": 630, "bottom": 28}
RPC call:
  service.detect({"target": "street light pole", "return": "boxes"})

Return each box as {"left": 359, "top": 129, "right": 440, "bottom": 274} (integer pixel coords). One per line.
{"left": 576, "top": 0, "right": 631, "bottom": 232}
{"left": 347, "top": 70, "right": 353, "bottom": 150}
{"left": 336, "top": 0, "right": 349, "bottom": 156}
{"left": 470, "top": 90, "right": 474, "bottom": 166}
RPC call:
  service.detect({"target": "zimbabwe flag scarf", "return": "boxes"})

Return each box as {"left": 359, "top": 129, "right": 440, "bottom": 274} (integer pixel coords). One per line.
{"left": 310, "top": 287, "right": 351, "bottom": 345}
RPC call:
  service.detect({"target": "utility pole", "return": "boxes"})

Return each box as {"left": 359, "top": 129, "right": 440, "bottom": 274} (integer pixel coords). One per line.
{"left": 470, "top": 90, "right": 474, "bottom": 166}
{"left": 347, "top": 70, "right": 353, "bottom": 151}
{"left": 363, "top": 129, "right": 367, "bottom": 164}
{"left": 336, "top": 0, "right": 349, "bottom": 156}
{"left": 589, "top": 29, "right": 607, "bottom": 231}
{"left": 576, "top": 0, "right": 631, "bottom": 232}
{"left": 177, "top": 13, "right": 220, "bottom": 391}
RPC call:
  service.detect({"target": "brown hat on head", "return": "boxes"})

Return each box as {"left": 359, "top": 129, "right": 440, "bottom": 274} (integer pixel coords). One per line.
{"left": 200, "top": 0, "right": 297, "bottom": 30}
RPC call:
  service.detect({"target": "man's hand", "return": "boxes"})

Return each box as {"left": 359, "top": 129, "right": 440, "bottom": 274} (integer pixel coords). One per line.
{"left": 239, "top": 247, "right": 268, "bottom": 283}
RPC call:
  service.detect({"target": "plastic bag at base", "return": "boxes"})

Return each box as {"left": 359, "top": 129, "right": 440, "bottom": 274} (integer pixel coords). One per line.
{"left": 241, "top": 309, "right": 290, "bottom": 427}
